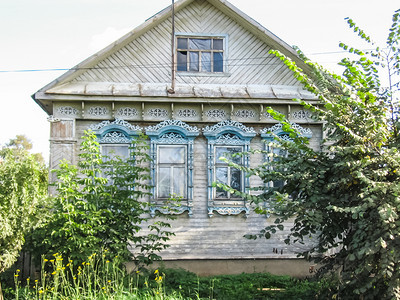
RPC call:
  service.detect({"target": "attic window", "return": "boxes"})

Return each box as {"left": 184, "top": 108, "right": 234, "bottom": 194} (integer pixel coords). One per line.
{"left": 177, "top": 36, "right": 224, "bottom": 73}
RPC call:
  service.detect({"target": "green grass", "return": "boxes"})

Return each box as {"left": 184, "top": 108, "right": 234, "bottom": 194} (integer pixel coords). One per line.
{"left": 3, "top": 254, "right": 333, "bottom": 299}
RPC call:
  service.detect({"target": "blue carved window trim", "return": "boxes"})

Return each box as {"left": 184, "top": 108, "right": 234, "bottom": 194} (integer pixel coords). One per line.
{"left": 203, "top": 121, "right": 256, "bottom": 218}
{"left": 90, "top": 119, "right": 142, "bottom": 158}
{"left": 261, "top": 123, "right": 313, "bottom": 206}
{"left": 146, "top": 120, "right": 199, "bottom": 217}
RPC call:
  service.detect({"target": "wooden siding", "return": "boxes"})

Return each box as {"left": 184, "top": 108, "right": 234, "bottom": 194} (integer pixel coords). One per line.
{"left": 73, "top": 0, "right": 300, "bottom": 87}
{"left": 62, "top": 120, "right": 321, "bottom": 260}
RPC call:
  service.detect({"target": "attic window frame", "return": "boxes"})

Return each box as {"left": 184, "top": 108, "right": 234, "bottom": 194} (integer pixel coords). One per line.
{"left": 175, "top": 33, "right": 228, "bottom": 75}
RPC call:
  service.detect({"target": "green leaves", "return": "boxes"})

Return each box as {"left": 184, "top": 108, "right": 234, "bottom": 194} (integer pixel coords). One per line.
{"left": 0, "top": 140, "right": 49, "bottom": 273}
{"left": 28, "top": 131, "right": 173, "bottom": 270}
{"left": 240, "top": 9, "right": 400, "bottom": 300}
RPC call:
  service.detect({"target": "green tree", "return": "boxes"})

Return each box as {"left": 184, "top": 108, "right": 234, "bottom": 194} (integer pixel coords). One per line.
{"left": 220, "top": 9, "right": 400, "bottom": 299}
{"left": 0, "top": 137, "right": 49, "bottom": 297}
{"left": 29, "top": 130, "right": 173, "bottom": 269}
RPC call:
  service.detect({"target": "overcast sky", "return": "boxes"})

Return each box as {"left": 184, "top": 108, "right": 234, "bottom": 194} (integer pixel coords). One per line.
{"left": 0, "top": 0, "right": 398, "bottom": 162}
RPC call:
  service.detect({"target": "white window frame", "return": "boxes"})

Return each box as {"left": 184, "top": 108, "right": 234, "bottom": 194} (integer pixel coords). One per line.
{"left": 176, "top": 33, "right": 229, "bottom": 75}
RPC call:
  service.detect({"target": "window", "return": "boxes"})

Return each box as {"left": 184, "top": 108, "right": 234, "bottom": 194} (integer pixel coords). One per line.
{"left": 261, "top": 123, "right": 313, "bottom": 190}
{"left": 214, "top": 146, "right": 243, "bottom": 199}
{"left": 204, "top": 121, "right": 256, "bottom": 217}
{"left": 177, "top": 36, "right": 225, "bottom": 73}
{"left": 90, "top": 119, "right": 142, "bottom": 160}
{"left": 157, "top": 145, "right": 187, "bottom": 198}
{"left": 146, "top": 120, "right": 199, "bottom": 217}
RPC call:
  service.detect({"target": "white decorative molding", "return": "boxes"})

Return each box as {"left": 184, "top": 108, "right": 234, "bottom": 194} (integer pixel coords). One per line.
{"left": 292, "top": 110, "right": 311, "bottom": 120}
{"left": 57, "top": 106, "right": 79, "bottom": 116}
{"left": 157, "top": 132, "right": 187, "bottom": 144}
{"left": 261, "top": 123, "right": 312, "bottom": 137}
{"left": 116, "top": 107, "right": 139, "bottom": 118}
{"left": 147, "top": 108, "right": 168, "bottom": 118}
{"left": 177, "top": 108, "right": 197, "bottom": 118}
{"left": 206, "top": 109, "right": 226, "bottom": 119}
{"left": 235, "top": 109, "right": 256, "bottom": 119}
{"left": 147, "top": 120, "right": 199, "bottom": 133}
{"left": 215, "top": 133, "right": 243, "bottom": 145}
{"left": 100, "top": 131, "right": 131, "bottom": 143}
{"left": 88, "top": 106, "right": 108, "bottom": 116}
{"left": 204, "top": 120, "right": 256, "bottom": 134}
{"left": 89, "top": 118, "right": 142, "bottom": 131}
{"left": 264, "top": 110, "right": 283, "bottom": 119}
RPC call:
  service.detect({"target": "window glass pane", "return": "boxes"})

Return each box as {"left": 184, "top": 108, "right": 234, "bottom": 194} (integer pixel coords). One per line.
{"left": 173, "top": 167, "right": 186, "bottom": 197}
{"left": 216, "top": 167, "right": 228, "bottom": 198}
{"left": 189, "top": 52, "right": 199, "bottom": 71}
{"left": 158, "top": 167, "right": 171, "bottom": 198}
{"left": 101, "top": 144, "right": 129, "bottom": 160}
{"left": 213, "top": 39, "right": 223, "bottom": 50}
{"left": 177, "top": 38, "right": 187, "bottom": 49}
{"left": 230, "top": 168, "right": 242, "bottom": 192}
{"left": 213, "top": 52, "right": 223, "bottom": 72}
{"left": 216, "top": 146, "right": 242, "bottom": 164}
{"left": 201, "top": 52, "right": 211, "bottom": 72}
{"left": 159, "top": 146, "right": 185, "bottom": 164}
{"left": 189, "top": 38, "right": 211, "bottom": 50}
{"left": 177, "top": 51, "right": 187, "bottom": 71}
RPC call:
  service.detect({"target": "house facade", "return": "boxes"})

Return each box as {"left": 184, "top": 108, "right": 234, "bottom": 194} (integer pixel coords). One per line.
{"left": 33, "top": 0, "right": 321, "bottom": 276}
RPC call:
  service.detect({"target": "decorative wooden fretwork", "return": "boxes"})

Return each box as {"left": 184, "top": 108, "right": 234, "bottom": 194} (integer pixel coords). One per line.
{"left": 116, "top": 107, "right": 139, "bottom": 118}
{"left": 264, "top": 110, "right": 283, "bottom": 119}
{"left": 234, "top": 109, "right": 256, "bottom": 119}
{"left": 177, "top": 108, "right": 197, "bottom": 119}
{"left": 90, "top": 119, "right": 142, "bottom": 144}
{"left": 147, "top": 108, "right": 168, "bottom": 118}
{"left": 206, "top": 109, "right": 226, "bottom": 119}
{"left": 57, "top": 106, "right": 79, "bottom": 116}
{"left": 292, "top": 110, "right": 311, "bottom": 120}
{"left": 88, "top": 106, "right": 108, "bottom": 116}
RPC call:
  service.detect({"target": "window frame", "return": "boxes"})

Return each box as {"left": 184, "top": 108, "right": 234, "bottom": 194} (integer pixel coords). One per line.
{"left": 146, "top": 120, "right": 200, "bottom": 217}
{"left": 156, "top": 144, "right": 188, "bottom": 199}
{"left": 176, "top": 33, "right": 228, "bottom": 75}
{"left": 261, "top": 123, "right": 313, "bottom": 196}
{"left": 203, "top": 120, "right": 256, "bottom": 218}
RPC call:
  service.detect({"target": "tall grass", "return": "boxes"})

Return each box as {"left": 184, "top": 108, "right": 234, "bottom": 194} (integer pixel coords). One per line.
{"left": 12, "top": 253, "right": 193, "bottom": 300}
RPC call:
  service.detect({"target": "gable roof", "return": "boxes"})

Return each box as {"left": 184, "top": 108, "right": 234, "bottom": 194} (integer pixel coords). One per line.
{"left": 33, "top": 0, "right": 315, "bottom": 114}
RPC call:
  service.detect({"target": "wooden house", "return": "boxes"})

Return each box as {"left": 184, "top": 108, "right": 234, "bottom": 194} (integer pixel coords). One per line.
{"left": 32, "top": 0, "right": 321, "bottom": 276}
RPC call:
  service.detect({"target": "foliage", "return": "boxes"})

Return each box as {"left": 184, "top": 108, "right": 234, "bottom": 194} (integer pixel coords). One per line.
{"left": 0, "top": 137, "right": 49, "bottom": 274}
{"left": 28, "top": 130, "right": 174, "bottom": 270}
{"left": 218, "top": 8, "right": 400, "bottom": 300}
{"left": 156, "top": 268, "right": 327, "bottom": 300}
{"left": 10, "top": 254, "right": 193, "bottom": 300}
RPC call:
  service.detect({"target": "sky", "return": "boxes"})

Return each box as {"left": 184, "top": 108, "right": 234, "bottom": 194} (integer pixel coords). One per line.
{"left": 0, "top": 0, "right": 399, "bottom": 162}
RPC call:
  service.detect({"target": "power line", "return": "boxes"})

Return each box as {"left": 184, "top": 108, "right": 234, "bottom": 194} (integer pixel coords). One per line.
{"left": 0, "top": 48, "right": 387, "bottom": 74}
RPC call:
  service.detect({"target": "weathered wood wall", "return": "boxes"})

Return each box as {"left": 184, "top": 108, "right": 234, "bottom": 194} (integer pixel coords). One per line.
{"left": 72, "top": 0, "right": 300, "bottom": 86}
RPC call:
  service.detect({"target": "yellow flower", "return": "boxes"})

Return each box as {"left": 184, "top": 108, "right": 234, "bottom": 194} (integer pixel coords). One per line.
{"left": 52, "top": 271, "right": 56, "bottom": 275}
{"left": 44, "top": 259, "right": 48, "bottom": 262}
{"left": 16, "top": 269, "right": 20, "bottom": 273}
{"left": 14, "top": 274, "right": 19, "bottom": 277}
{"left": 106, "top": 260, "right": 110, "bottom": 263}
{"left": 154, "top": 269, "right": 159, "bottom": 274}
{"left": 39, "top": 290, "right": 44, "bottom": 294}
